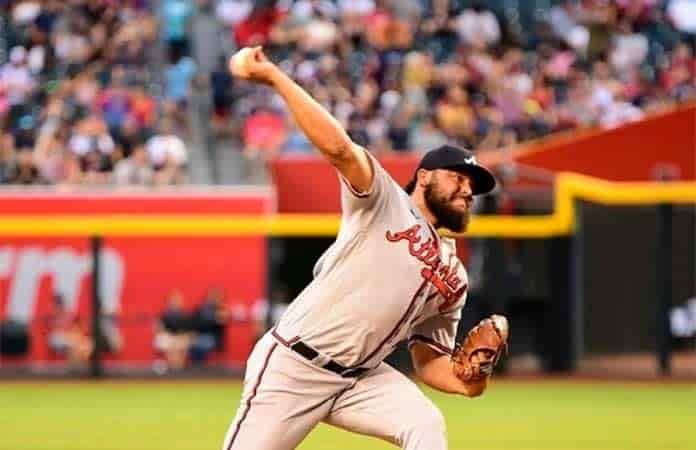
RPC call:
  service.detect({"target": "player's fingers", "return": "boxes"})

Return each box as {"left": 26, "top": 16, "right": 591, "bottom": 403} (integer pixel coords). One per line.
{"left": 491, "top": 314, "right": 509, "bottom": 340}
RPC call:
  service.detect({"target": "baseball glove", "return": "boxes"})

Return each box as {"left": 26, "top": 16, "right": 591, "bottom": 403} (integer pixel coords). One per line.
{"left": 452, "top": 315, "right": 509, "bottom": 382}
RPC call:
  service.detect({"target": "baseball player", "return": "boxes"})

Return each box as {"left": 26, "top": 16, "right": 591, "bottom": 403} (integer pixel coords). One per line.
{"left": 223, "top": 47, "right": 509, "bottom": 450}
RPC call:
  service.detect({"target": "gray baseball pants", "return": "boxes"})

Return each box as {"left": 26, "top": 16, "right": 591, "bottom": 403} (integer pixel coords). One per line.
{"left": 221, "top": 333, "right": 447, "bottom": 450}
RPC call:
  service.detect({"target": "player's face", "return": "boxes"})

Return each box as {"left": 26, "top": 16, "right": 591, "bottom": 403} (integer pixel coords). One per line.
{"left": 424, "top": 170, "right": 474, "bottom": 231}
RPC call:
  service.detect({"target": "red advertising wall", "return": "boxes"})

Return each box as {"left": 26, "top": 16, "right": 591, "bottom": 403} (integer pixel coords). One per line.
{"left": 0, "top": 190, "right": 272, "bottom": 367}
{"left": 270, "top": 154, "right": 419, "bottom": 213}
{"left": 510, "top": 106, "right": 696, "bottom": 181}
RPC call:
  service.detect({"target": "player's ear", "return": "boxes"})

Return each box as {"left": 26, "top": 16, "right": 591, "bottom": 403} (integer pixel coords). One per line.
{"left": 416, "top": 168, "right": 431, "bottom": 189}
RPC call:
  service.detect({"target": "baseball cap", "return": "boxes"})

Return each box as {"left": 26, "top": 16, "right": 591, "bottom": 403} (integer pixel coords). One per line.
{"left": 406, "top": 145, "right": 496, "bottom": 195}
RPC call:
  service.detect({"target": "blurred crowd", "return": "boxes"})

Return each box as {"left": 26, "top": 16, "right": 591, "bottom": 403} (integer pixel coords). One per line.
{"left": 153, "top": 288, "right": 230, "bottom": 371}
{"left": 0, "top": 0, "right": 188, "bottom": 186}
{"left": 4, "top": 0, "right": 696, "bottom": 185}
{"left": 225, "top": 0, "right": 696, "bottom": 164}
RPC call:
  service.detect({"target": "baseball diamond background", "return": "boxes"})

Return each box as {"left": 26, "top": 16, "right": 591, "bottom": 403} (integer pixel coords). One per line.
{"left": 2, "top": 1, "right": 696, "bottom": 450}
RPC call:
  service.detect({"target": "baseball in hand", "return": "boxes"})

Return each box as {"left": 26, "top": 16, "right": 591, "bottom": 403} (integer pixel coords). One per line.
{"left": 228, "top": 47, "right": 254, "bottom": 78}
{"left": 491, "top": 314, "right": 509, "bottom": 340}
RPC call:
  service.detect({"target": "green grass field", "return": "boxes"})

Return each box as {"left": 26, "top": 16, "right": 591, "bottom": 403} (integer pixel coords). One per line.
{"left": 1, "top": 379, "right": 694, "bottom": 450}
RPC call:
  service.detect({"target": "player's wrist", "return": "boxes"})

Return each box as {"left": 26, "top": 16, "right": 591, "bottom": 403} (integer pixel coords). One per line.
{"left": 458, "top": 375, "right": 488, "bottom": 397}
{"left": 266, "top": 66, "right": 285, "bottom": 88}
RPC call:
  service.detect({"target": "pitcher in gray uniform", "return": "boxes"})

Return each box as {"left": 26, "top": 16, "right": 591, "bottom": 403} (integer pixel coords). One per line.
{"left": 223, "top": 47, "right": 504, "bottom": 450}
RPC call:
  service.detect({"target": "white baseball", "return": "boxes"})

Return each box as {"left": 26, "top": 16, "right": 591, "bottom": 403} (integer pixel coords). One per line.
{"left": 491, "top": 314, "right": 509, "bottom": 340}
{"left": 229, "top": 47, "right": 254, "bottom": 78}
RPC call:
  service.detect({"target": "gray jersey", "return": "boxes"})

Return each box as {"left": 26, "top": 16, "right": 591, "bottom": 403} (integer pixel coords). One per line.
{"left": 275, "top": 151, "right": 468, "bottom": 368}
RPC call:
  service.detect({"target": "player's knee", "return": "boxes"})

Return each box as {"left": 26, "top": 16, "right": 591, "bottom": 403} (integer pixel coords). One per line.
{"left": 398, "top": 406, "right": 446, "bottom": 447}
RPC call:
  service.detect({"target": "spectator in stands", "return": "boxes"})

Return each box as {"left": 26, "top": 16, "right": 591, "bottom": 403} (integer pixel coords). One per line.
{"left": 164, "top": 54, "right": 198, "bottom": 119}
{"left": 112, "top": 116, "right": 147, "bottom": 161}
{"left": 454, "top": 1, "right": 501, "bottom": 48}
{"left": 549, "top": 2, "right": 590, "bottom": 55}
{"left": 337, "top": 0, "right": 375, "bottom": 22}
{"left": 154, "top": 290, "right": 193, "bottom": 371}
{"left": 96, "top": 67, "right": 133, "bottom": 136}
{"left": 129, "top": 86, "right": 157, "bottom": 131}
{"left": 387, "top": 104, "right": 413, "bottom": 152}
{"left": 233, "top": 0, "right": 283, "bottom": 47}
{"left": 145, "top": 118, "right": 188, "bottom": 185}
{"left": 411, "top": 115, "right": 449, "bottom": 153}
{"left": 0, "top": 46, "right": 35, "bottom": 107}
{"left": 216, "top": 0, "right": 253, "bottom": 28}
{"left": 293, "top": 2, "right": 340, "bottom": 55}
{"left": 188, "top": 288, "right": 230, "bottom": 365}
{"left": 598, "top": 90, "right": 644, "bottom": 128}
{"left": 113, "top": 145, "right": 154, "bottom": 185}
{"left": 4, "top": 147, "right": 44, "bottom": 185}
{"left": 668, "top": 0, "right": 696, "bottom": 36}
{"left": 578, "top": 0, "right": 618, "bottom": 59}
{"left": 436, "top": 84, "right": 475, "bottom": 144}
{"left": 161, "top": 0, "right": 194, "bottom": 61}
{"left": 34, "top": 123, "right": 77, "bottom": 184}
{"left": 68, "top": 115, "right": 116, "bottom": 185}
{"left": 660, "top": 42, "right": 695, "bottom": 99}
{"left": 210, "top": 56, "right": 234, "bottom": 129}
{"left": 616, "top": 0, "right": 659, "bottom": 26}
{"left": 346, "top": 112, "right": 371, "bottom": 148}
{"left": 609, "top": 18, "right": 649, "bottom": 74}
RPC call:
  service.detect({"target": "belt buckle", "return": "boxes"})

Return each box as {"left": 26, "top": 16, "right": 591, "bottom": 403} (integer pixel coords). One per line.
{"left": 340, "top": 367, "right": 364, "bottom": 378}
{"left": 312, "top": 353, "right": 332, "bottom": 367}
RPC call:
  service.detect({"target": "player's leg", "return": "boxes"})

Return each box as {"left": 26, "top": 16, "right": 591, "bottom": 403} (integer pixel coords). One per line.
{"left": 325, "top": 363, "right": 448, "bottom": 450}
{"left": 222, "top": 334, "right": 350, "bottom": 450}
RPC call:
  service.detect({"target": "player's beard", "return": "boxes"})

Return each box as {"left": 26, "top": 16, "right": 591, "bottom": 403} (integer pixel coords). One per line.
{"left": 424, "top": 179, "right": 471, "bottom": 232}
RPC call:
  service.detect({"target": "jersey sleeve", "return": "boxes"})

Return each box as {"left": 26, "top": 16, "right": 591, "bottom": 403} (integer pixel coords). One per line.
{"left": 338, "top": 148, "right": 401, "bottom": 217}
{"left": 407, "top": 308, "right": 462, "bottom": 356}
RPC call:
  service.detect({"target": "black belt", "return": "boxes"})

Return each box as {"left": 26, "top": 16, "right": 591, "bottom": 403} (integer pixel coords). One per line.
{"left": 291, "top": 341, "right": 369, "bottom": 378}
{"left": 274, "top": 331, "right": 369, "bottom": 378}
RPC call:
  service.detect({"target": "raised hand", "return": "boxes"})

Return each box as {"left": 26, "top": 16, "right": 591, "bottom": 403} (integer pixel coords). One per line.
{"left": 228, "top": 46, "right": 278, "bottom": 85}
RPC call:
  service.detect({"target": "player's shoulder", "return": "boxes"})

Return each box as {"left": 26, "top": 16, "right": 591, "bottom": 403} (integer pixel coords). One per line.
{"left": 354, "top": 146, "right": 407, "bottom": 199}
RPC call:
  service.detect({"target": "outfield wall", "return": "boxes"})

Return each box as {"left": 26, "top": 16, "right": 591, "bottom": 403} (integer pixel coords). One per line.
{"left": 0, "top": 189, "right": 272, "bottom": 367}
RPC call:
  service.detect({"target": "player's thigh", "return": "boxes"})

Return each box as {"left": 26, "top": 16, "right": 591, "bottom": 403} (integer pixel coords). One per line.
{"left": 324, "top": 363, "right": 446, "bottom": 446}
{"left": 223, "top": 393, "right": 328, "bottom": 450}
{"left": 223, "top": 335, "right": 348, "bottom": 450}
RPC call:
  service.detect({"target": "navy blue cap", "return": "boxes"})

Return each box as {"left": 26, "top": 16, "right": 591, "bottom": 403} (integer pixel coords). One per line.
{"left": 409, "top": 145, "right": 496, "bottom": 195}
